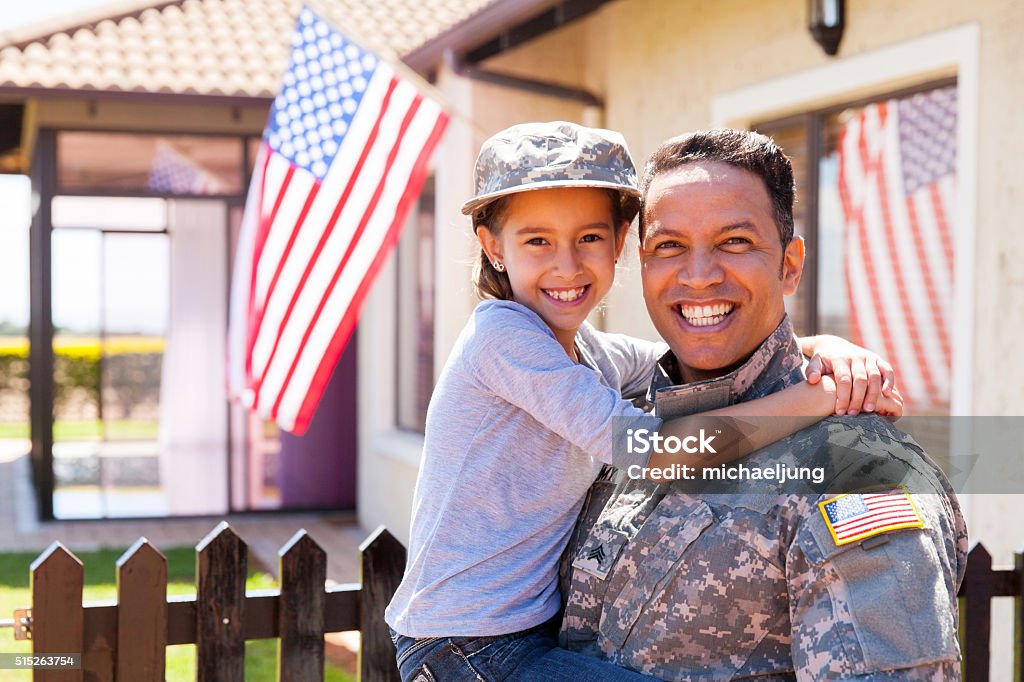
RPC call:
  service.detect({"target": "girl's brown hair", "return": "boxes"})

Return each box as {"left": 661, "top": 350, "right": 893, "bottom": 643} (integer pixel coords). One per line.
{"left": 471, "top": 189, "right": 637, "bottom": 301}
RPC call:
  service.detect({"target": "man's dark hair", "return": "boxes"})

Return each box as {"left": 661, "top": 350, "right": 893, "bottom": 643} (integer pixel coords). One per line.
{"left": 638, "top": 129, "right": 795, "bottom": 246}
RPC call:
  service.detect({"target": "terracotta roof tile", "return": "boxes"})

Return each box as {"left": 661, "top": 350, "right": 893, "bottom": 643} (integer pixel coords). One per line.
{"left": 0, "top": 0, "right": 497, "bottom": 99}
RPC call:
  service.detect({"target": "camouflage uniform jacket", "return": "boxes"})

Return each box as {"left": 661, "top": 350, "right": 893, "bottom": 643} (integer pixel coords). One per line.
{"left": 559, "top": 316, "right": 969, "bottom": 680}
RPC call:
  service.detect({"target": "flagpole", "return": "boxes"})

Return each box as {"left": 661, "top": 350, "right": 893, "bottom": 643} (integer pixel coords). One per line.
{"left": 303, "top": 0, "right": 489, "bottom": 140}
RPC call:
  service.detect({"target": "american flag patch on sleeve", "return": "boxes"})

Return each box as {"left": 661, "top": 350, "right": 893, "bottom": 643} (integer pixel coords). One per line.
{"left": 818, "top": 486, "right": 924, "bottom": 546}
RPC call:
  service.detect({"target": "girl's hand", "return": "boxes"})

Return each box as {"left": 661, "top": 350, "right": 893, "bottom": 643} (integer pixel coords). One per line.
{"left": 873, "top": 385, "right": 905, "bottom": 420}
{"left": 800, "top": 335, "right": 896, "bottom": 416}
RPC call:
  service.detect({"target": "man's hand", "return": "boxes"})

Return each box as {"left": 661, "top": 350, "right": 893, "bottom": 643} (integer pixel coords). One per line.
{"left": 800, "top": 335, "right": 897, "bottom": 416}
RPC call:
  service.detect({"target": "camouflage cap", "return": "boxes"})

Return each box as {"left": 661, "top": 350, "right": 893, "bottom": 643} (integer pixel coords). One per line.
{"left": 460, "top": 121, "right": 641, "bottom": 222}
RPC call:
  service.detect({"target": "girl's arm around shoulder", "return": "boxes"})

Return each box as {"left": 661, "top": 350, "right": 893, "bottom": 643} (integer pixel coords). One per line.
{"left": 649, "top": 376, "right": 904, "bottom": 472}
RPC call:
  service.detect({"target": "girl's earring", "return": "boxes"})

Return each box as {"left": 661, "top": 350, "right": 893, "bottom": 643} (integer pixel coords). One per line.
{"left": 492, "top": 261, "right": 505, "bottom": 272}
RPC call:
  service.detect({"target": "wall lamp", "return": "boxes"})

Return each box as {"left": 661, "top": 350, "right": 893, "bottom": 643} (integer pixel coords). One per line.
{"left": 809, "top": 0, "right": 845, "bottom": 56}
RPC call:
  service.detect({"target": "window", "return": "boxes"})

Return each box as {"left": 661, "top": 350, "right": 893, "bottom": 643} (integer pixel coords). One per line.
{"left": 57, "top": 132, "right": 244, "bottom": 195}
{"left": 756, "top": 79, "right": 957, "bottom": 425}
{"left": 395, "top": 176, "right": 436, "bottom": 433}
{"left": 37, "top": 128, "right": 360, "bottom": 517}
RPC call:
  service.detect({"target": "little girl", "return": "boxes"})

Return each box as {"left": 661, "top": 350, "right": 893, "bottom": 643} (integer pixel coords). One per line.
{"left": 385, "top": 122, "right": 900, "bottom": 682}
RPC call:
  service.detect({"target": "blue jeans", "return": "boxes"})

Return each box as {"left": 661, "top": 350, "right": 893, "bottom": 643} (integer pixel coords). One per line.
{"left": 389, "top": 620, "right": 659, "bottom": 681}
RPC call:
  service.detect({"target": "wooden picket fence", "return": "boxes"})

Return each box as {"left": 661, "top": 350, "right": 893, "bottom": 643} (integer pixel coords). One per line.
{"left": 4, "top": 532, "right": 1021, "bottom": 681}
{"left": 960, "top": 543, "right": 1024, "bottom": 681}
{"left": 10, "top": 522, "right": 405, "bottom": 681}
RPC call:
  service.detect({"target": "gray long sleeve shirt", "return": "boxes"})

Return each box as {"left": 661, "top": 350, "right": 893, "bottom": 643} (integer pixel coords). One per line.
{"left": 385, "top": 300, "right": 664, "bottom": 638}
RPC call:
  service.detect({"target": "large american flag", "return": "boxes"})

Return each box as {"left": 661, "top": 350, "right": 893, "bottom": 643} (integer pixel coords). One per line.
{"left": 836, "top": 86, "right": 956, "bottom": 412}
{"left": 228, "top": 6, "right": 448, "bottom": 434}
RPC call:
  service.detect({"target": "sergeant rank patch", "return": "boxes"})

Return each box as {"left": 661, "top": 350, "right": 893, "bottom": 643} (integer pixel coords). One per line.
{"left": 819, "top": 486, "right": 924, "bottom": 546}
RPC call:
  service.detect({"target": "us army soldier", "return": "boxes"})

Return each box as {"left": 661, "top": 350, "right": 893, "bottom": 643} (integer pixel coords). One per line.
{"left": 559, "top": 129, "right": 967, "bottom": 680}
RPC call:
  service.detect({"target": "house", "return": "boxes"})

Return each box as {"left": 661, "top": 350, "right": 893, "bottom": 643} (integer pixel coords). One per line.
{"left": 0, "top": 0, "right": 494, "bottom": 519}
{"left": 2, "top": 0, "right": 1021, "bottom": 670}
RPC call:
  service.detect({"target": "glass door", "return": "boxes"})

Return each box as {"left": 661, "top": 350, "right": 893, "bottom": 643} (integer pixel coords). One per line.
{"left": 51, "top": 198, "right": 170, "bottom": 518}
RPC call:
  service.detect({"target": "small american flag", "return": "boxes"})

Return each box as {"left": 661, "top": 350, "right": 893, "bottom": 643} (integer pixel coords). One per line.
{"left": 837, "top": 85, "right": 956, "bottom": 412}
{"left": 228, "top": 5, "right": 448, "bottom": 434}
{"left": 147, "top": 140, "right": 224, "bottom": 194}
{"left": 819, "top": 487, "right": 923, "bottom": 546}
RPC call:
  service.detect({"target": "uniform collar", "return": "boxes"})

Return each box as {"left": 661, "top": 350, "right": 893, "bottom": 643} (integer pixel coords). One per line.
{"left": 647, "top": 315, "right": 805, "bottom": 418}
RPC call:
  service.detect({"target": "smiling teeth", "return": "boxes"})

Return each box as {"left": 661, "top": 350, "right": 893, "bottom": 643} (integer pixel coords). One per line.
{"left": 678, "top": 303, "right": 734, "bottom": 327}
{"left": 545, "top": 287, "right": 586, "bottom": 302}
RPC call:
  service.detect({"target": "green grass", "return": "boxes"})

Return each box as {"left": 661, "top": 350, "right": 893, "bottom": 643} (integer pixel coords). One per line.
{"left": 0, "top": 423, "right": 29, "bottom": 440}
{"left": 0, "top": 420, "right": 161, "bottom": 441}
{"left": 0, "top": 547, "right": 356, "bottom": 681}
